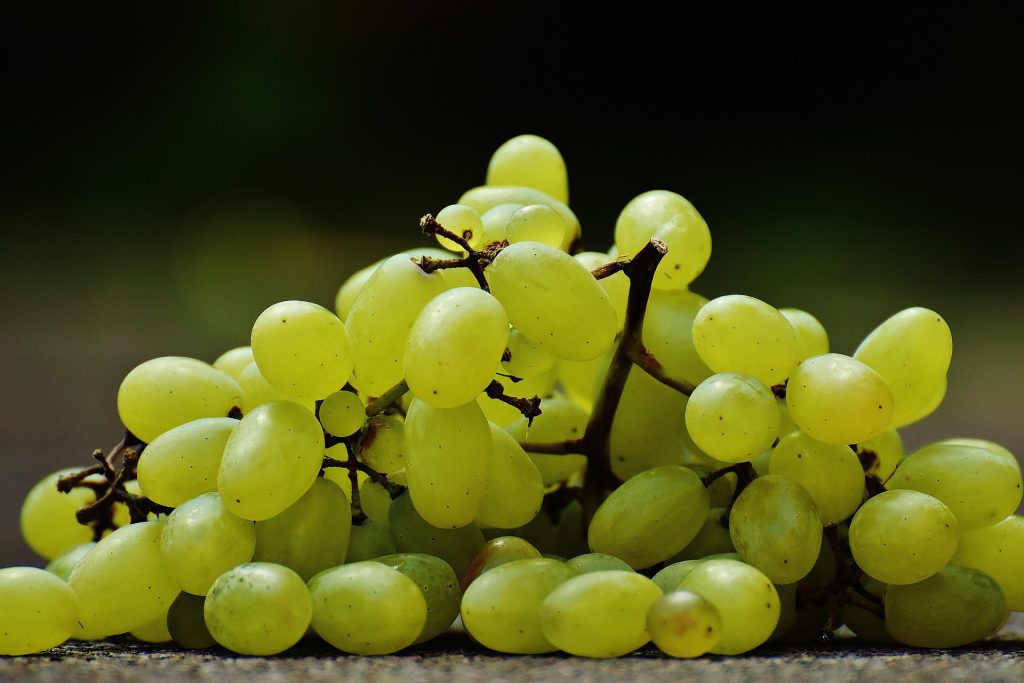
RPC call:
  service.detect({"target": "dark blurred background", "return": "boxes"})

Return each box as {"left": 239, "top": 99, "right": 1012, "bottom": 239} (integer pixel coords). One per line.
{"left": 1, "top": 2, "right": 1022, "bottom": 565}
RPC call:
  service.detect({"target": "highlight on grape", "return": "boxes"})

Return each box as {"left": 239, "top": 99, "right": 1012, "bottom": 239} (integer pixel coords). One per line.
{"left": 4, "top": 134, "right": 1021, "bottom": 658}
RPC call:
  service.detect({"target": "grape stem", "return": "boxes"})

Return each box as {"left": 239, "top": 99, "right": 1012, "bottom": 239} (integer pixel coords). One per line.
{"left": 418, "top": 214, "right": 503, "bottom": 291}
{"left": 484, "top": 380, "right": 542, "bottom": 425}
{"left": 365, "top": 379, "right": 409, "bottom": 417}
{"left": 590, "top": 259, "right": 629, "bottom": 280}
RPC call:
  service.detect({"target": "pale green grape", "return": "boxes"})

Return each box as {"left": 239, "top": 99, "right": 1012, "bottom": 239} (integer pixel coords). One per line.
{"left": 253, "top": 478, "right": 351, "bottom": 582}
{"left": 505, "top": 204, "right": 565, "bottom": 247}
{"left": 589, "top": 466, "right": 709, "bottom": 569}
{"left": 131, "top": 609, "right": 173, "bottom": 643}
{"left": 614, "top": 190, "right": 711, "bottom": 290}
{"left": 729, "top": 475, "right": 822, "bottom": 584}
{"left": 405, "top": 399, "right": 492, "bottom": 528}
{"left": 779, "top": 308, "right": 829, "bottom": 360}
{"left": 652, "top": 560, "right": 708, "bottom": 593}
{"left": 167, "top": 592, "right": 215, "bottom": 649}
{"left": 557, "top": 355, "right": 606, "bottom": 411}
{"left": 435, "top": 203, "right": 484, "bottom": 252}
{"left": 941, "top": 437, "right": 1017, "bottom": 464}
{"left": 953, "top": 515, "right": 1024, "bottom": 610}
{"left": 359, "top": 413, "right": 406, "bottom": 473}
{"left": 887, "top": 439, "right": 1022, "bottom": 530}
{"left": 309, "top": 562, "right": 426, "bottom": 654}
{"left": 486, "top": 134, "right": 569, "bottom": 204}
{"left": 69, "top": 519, "right": 180, "bottom": 636}
{"left": 405, "top": 288, "right": 509, "bottom": 408}
{"left": 848, "top": 489, "right": 958, "bottom": 585}
{"left": 117, "top": 356, "right": 243, "bottom": 443}
{"left": 204, "top": 562, "right": 311, "bottom": 655}
{"left": 857, "top": 428, "right": 904, "bottom": 483}
{"left": 347, "top": 518, "right": 397, "bottom": 562}
{"left": 237, "top": 361, "right": 316, "bottom": 413}
{"left": 318, "top": 390, "right": 365, "bottom": 437}
{"left": 786, "top": 353, "right": 894, "bottom": 444}
{"left": 502, "top": 327, "right": 557, "bottom": 378}
{"left": 251, "top": 300, "right": 354, "bottom": 401}
{"left": 161, "top": 492, "right": 256, "bottom": 595}
{"left": 388, "top": 492, "right": 484, "bottom": 577}
{"left": 678, "top": 559, "right": 780, "bottom": 654}
{"left": 359, "top": 479, "right": 393, "bottom": 521}
{"left": 692, "top": 295, "right": 800, "bottom": 386}
{"left": 540, "top": 570, "right": 661, "bottom": 658}
{"left": 477, "top": 424, "right": 544, "bottom": 529}
{"left": 506, "top": 395, "right": 588, "bottom": 486}
{"left": 218, "top": 401, "right": 325, "bottom": 521}
{"left": 673, "top": 507, "right": 735, "bottom": 560}
{"left": 460, "top": 185, "right": 579, "bottom": 252}
{"left": 647, "top": 590, "right": 723, "bottom": 658}
{"left": 213, "top": 346, "right": 255, "bottom": 380}
{"left": 20, "top": 468, "right": 98, "bottom": 560}
{"left": 479, "top": 203, "right": 522, "bottom": 245}
{"left": 644, "top": 289, "right": 713, "bottom": 387}
{"left": 488, "top": 242, "right": 617, "bottom": 361}
{"left": 685, "top": 372, "right": 781, "bottom": 463}
{"left": 769, "top": 432, "right": 866, "bottom": 524}
{"left": 137, "top": 417, "right": 238, "bottom": 508}
{"left": 374, "top": 553, "right": 460, "bottom": 644}
{"left": 854, "top": 307, "right": 952, "bottom": 428}
{"left": 335, "top": 260, "right": 380, "bottom": 320}
{"left": 566, "top": 553, "right": 633, "bottom": 574}
{"left": 45, "top": 542, "right": 95, "bottom": 581}
{"left": 885, "top": 564, "right": 1007, "bottom": 648}
{"left": 573, "top": 251, "right": 629, "bottom": 326}
{"left": 0, "top": 567, "right": 79, "bottom": 655}
{"left": 463, "top": 536, "right": 543, "bottom": 587}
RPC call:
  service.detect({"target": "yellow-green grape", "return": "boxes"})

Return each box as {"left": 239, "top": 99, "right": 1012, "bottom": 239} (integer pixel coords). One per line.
{"left": 540, "top": 570, "right": 661, "bottom": 658}
{"left": 476, "top": 425, "right": 544, "bottom": 529}
{"left": 204, "top": 563, "right": 311, "bottom": 655}
{"left": 20, "top": 468, "right": 98, "bottom": 560}
{"left": 953, "top": 515, "right": 1024, "bottom": 610}
{"left": 321, "top": 452, "right": 367, "bottom": 500}
{"left": 729, "top": 476, "right": 823, "bottom": 584}
{"left": 885, "top": 564, "right": 1007, "bottom": 648}
{"left": 644, "top": 289, "right": 713, "bottom": 388}
{"left": 614, "top": 190, "right": 711, "bottom": 290}
{"left": 557, "top": 355, "right": 606, "bottom": 411}
{"left": 45, "top": 542, "right": 95, "bottom": 581}
{"left": 347, "top": 518, "right": 397, "bottom": 562}
{"left": 462, "top": 558, "right": 576, "bottom": 654}
{"left": 479, "top": 203, "right": 522, "bottom": 245}
{"left": 779, "top": 308, "right": 829, "bottom": 360}
{"left": 769, "top": 432, "right": 866, "bottom": 524}
{"left": 574, "top": 251, "right": 629, "bottom": 327}
{"left": 167, "top": 593, "right": 215, "bottom": 649}
{"left": 318, "top": 390, "right": 365, "bottom": 437}
{"left": 506, "top": 395, "right": 588, "bottom": 486}
{"left": 589, "top": 466, "right": 709, "bottom": 569}
{"left": 359, "top": 413, "right": 406, "bottom": 474}
{"left": 459, "top": 185, "right": 579, "bottom": 252}
{"left": 404, "top": 399, "right": 492, "bottom": 528}
{"left": 685, "top": 373, "right": 781, "bottom": 463}
{"left": 887, "top": 439, "right": 1022, "bottom": 530}
{"left": 837, "top": 576, "right": 894, "bottom": 644}
{"left": 463, "top": 537, "right": 543, "bottom": 587}
{"left": 335, "top": 260, "right": 381, "bottom": 320}
{"left": 130, "top": 608, "right": 173, "bottom": 643}
{"left": 309, "top": 562, "right": 426, "bottom": 655}
{"left": 554, "top": 501, "right": 590, "bottom": 559}
{"left": 647, "top": 590, "right": 723, "bottom": 658}
{"left": 117, "top": 357, "right": 243, "bottom": 443}
{"left": 388, "top": 492, "right": 484, "bottom": 577}
{"left": 434, "top": 203, "right": 484, "bottom": 252}
{"left": 251, "top": 300, "right": 353, "bottom": 401}
{"left": 0, "top": 567, "right": 79, "bottom": 655}
{"left": 237, "top": 361, "right": 315, "bottom": 414}
{"left": 941, "top": 438, "right": 1017, "bottom": 465}
{"left": 69, "top": 520, "right": 180, "bottom": 636}
{"left": 137, "top": 417, "right": 238, "bottom": 508}
{"left": 786, "top": 353, "right": 894, "bottom": 444}
{"left": 652, "top": 560, "right": 707, "bottom": 593}
{"left": 359, "top": 479, "right": 393, "bottom": 521}
{"left": 505, "top": 204, "right": 566, "bottom": 248}
{"left": 486, "top": 134, "right": 569, "bottom": 204}
{"left": 503, "top": 327, "right": 557, "bottom": 378}
{"left": 488, "top": 242, "right": 617, "bottom": 362}
{"left": 673, "top": 507, "right": 735, "bottom": 560}
{"left": 848, "top": 489, "right": 958, "bottom": 585}
{"left": 213, "top": 346, "right": 255, "bottom": 380}
{"left": 857, "top": 428, "right": 904, "bottom": 483}
{"left": 477, "top": 367, "right": 557, "bottom": 427}
{"left": 854, "top": 307, "right": 952, "bottom": 428}
{"left": 901, "top": 375, "right": 947, "bottom": 426}
{"left": 405, "top": 288, "right": 509, "bottom": 408}
{"left": 374, "top": 553, "right": 461, "bottom": 644}
{"left": 218, "top": 401, "right": 325, "bottom": 521}
{"left": 160, "top": 492, "right": 256, "bottom": 595}
{"left": 692, "top": 295, "right": 800, "bottom": 386}
{"left": 566, "top": 553, "right": 633, "bottom": 574}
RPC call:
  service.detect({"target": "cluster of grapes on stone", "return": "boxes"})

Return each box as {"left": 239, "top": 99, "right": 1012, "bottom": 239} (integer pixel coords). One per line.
{"left": 3, "top": 135, "right": 1022, "bottom": 659}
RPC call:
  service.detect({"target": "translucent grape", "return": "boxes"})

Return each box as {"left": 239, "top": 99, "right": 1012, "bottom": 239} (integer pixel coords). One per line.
{"left": 167, "top": 592, "right": 216, "bottom": 649}
{"left": 506, "top": 395, "right": 588, "bottom": 486}
{"left": 137, "top": 417, "right": 238, "bottom": 508}
{"left": 644, "top": 289, "right": 713, "bottom": 387}
{"left": 647, "top": 590, "right": 723, "bottom": 658}
{"left": 779, "top": 308, "right": 829, "bottom": 360}
{"left": 0, "top": 567, "right": 79, "bottom": 655}
{"left": 953, "top": 515, "right": 1024, "bottom": 610}
{"left": 388, "top": 492, "right": 484, "bottom": 577}
{"left": 476, "top": 424, "right": 544, "bottom": 529}
{"left": 359, "top": 479, "right": 393, "bottom": 521}
{"left": 502, "top": 326, "right": 557, "bottom": 379}
{"left": 20, "top": 468, "right": 98, "bottom": 560}
{"left": 374, "top": 553, "right": 460, "bottom": 644}
{"left": 318, "top": 390, "right": 365, "bottom": 437}
{"left": 769, "top": 432, "right": 866, "bottom": 524}
{"left": 237, "top": 361, "right": 315, "bottom": 413}
{"left": 213, "top": 346, "right": 255, "bottom": 380}
{"left": 652, "top": 560, "right": 706, "bottom": 593}
{"left": 505, "top": 204, "right": 566, "bottom": 247}
{"left": 435, "top": 203, "right": 484, "bottom": 252}
{"left": 557, "top": 355, "right": 606, "bottom": 411}
{"left": 685, "top": 372, "right": 781, "bottom": 463}
{"left": 574, "top": 251, "right": 629, "bottom": 326}
{"left": 45, "top": 542, "right": 95, "bottom": 581}
{"left": 334, "top": 259, "right": 380, "bottom": 320}
{"left": 479, "top": 203, "right": 522, "bottom": 245}
{"left": 462, "top": 536, "right": 543, "bottom": 587}
{"left": 347, "top": 518, "right": 397, "bottom": 562}
{"left": 857, "top": 428, "right": 904, "bottom": 483}
{"left": 673, "top": 507, "right": 735, "bottom": 560}
{"left": 359, "top": 413, "right": 405, "bottom": 473}
{"left": 486, "top": 134, "right": 569, "bottom": 204}
{"left": 566, "top": 553, "right": 633, "bottom": 574}
{"left": 459, "top": 185, "right": 579, "bottom": 252}
{"left": 131, "top": 610, "right": 173, "bottom": 643}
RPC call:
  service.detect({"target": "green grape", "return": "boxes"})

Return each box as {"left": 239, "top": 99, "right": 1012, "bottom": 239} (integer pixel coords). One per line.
{"left": 309, "top": 562, "right": 426, "bottom": 654}
{"left": 786, "top": 353, "right": 894, "bottom": 445}
{"left": 779, "top": 308, "right": 829, "bottom": 360}
{"left": 685, "top": 372, "right": 781, "bottom": 463}
{"left": 673, "top": 507, "right": 735, "bottom": 560}
{"left": 204, "top": 562, "right": 311, "bottom": 655}
{"left": 614, "top": 190, "right": 711, "bottom": 290}
{"left": 212, "top": 346, "right": 255, "bottom": 380}
{"left": 374, "top": 553, "right": 461, "bottom": 644}
{"left": 137, "top": 417, "right": 238, "bottom": 508}
{"left": 769, "top": 432, "right": 866, "bottom": 524}
{"left": 838, "top": 577, "right": 894, "bottom": 643}
{"left": 460, "top": 185, "right": 579, "bottom": 252}
{"left": 388, "top": 492, "right": 484, "bottom": 577}
{"left": 347, "top": 518, "right": 397, "bottom": 562}
{"left": 848, "top": 489, "right": 958, "bottom": 585}
{"left": 486, "top": 510, "right": 558, "bottom": 555}
{"left": 45, "top": 542, "right": 95, "bottom": 581}
{"left": 886, "top": 564, "right": 1007, "bottom": 648}
{"left": 237, "top": 361, "right": 315, "bottom": 413}
{"left": 644, "top": 289, "right": 713, "bottom": 387}
{"left": 20, "top": 468, "right": 98, "bottom": 560}
{"left": 167, "top": 592, "right": 216, "bottom": 649}
{"left": 692, "top": 295, "right": 800, "bottom": 386}
{"left": 218, "top": 401, "right": 325, "bottom": 521}
{"left": 647, "top": 590, "right": 723, "bottom": 658}
{"left": 502, "top": 327, "right": 557, "bottom": 378}
{"left": 505, "top": 204, "right": 566, "bottom": 247}
{"left": 463, "top": 536, "right": 543, "bottom": 587}
{"left": 318, "top": 390, "right": 365, "bottom": 437}
{"left": 477, "top": 425, "right": 544, "bottom": 529}
{"left": 941, "top": 437, "right": 1017, "bottom": 464}
{"left": 554, "top": 500, "right": 590, "bottom": 559}
{"left": 251, "top": 300, "right": 354, "bottom": 401}
{"left": 557, "top": 355, "right": 606, "bottom": 411}
{"left": 488, "top": 241, "right": 617, "bottom": 362}
{"left": 405, "top": 288, "right": 509, "bottom": 408}
{"left": 69, "top": 519, "right": 180, "bottom": 636}
{"left": 252, "top": 478, "right": 350, "bottom": 581}
{"left": 887, "top": 439, "right": 1022, "bottom": 530}
{"left": 117, "top": 356, "right": 243, "bottom": 443}
{"left": 953, "top": 515, "right": 1024, "bottom": 610}
{"left": 335, "top": 261, "right": 379, "bottom": 320}
{"left": 589, "top": 466, "right": 709, "bottom": 569}
{"left": 359, "top": 479, "right": 393, "bottom": 521}
{"left": 477, "top": 367, "right": 557, "bottom": 427}
{"left": 0, "top": 567, "right": 79, "bottom": 656}
{"left": 729, "top": 475, "right": 822, "bottom": 584}
{"left": 161, "top": 492, "right": 256, "bottom": 595}
{"left": 405, "top": 399, "right": 492, "bottom": 528}
{"left": 486, "top": 134, "right": 569, "bottom": 204}
{"left": 359, "top": 413, "right": 406, "bottom": 473}
{"left": 435, "top": 203, "right": 484, "bottom": 251}
{"left": 857, "top": 428, "right": 904, "bottom": 483}
{"left": 479, "top": 203, "right": 522, "bottom": 245}
{"left": 506, "top": 395, "right": 589, "bottom": 484}
{"left": 573, "top": 251, "right": 629, "bottom": 326}
{"left": 652, "top": 560, "right": 706, "bottom": 592}
{"left": 131, "top": 608, "right": 173, "bottom": 643}
{"left": 540, "top": 570, "right": 661, "bottom": 658}
{"left": 566, "top": 553, "right": 633, "bottom": 574}
{"left": 854, "top": 307, "right": 952, "bottom": 428}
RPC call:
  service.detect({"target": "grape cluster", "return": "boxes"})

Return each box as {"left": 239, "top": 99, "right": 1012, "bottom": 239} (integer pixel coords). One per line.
{"left": 3, "top": 135, "right": 1022, "bottom": 659}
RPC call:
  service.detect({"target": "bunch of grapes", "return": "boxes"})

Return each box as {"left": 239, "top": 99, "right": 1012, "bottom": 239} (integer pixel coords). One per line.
{"left": 3, "top": 135, "right": 1021, "bottom": 659}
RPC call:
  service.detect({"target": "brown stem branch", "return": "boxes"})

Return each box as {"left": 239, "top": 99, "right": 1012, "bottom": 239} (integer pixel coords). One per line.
{"left": 517, "top": 439, "right": 585, "bottom": 455}
{"left": 629, "top": 345, "right": 695, "bottom": 396}
{"left": 484, "top": 380, "right": 542, "bottom": 425}
{"left": 419, "top": 214, "right": 492, "bottom": 290}
{"left": 590, "top": 259, "right": 629, "bottom": 280}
